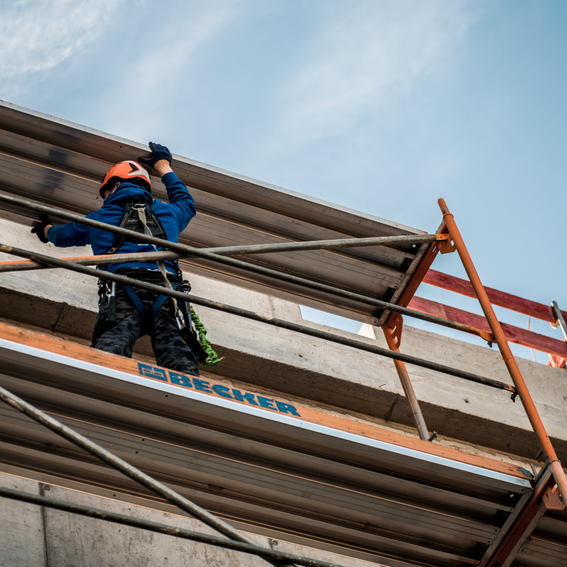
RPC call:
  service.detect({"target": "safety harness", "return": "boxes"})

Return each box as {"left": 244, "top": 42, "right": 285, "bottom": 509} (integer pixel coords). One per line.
{"left": 100, "top": 200, "right": 221, "bottom": 366}
{"left": 106, "top": 201, "right": 167, "bottom": 255}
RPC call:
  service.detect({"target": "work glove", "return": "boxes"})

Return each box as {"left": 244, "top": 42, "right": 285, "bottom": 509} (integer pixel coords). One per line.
{"left": 31, "top": 214, "right": 51, "bottom": 244}
{"left": 138, "top": 142, "right": 172, "bottom": 169}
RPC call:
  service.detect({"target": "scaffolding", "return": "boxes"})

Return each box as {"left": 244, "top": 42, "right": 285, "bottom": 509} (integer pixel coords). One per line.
{"left": 0, "top": 101, "right": 566, "bottom": 567}
{"left": 0, "top": 188, "right": 566, "bottom": 566}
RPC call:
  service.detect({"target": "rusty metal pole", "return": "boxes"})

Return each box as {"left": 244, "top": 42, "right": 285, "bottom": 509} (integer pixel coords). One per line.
{"left": 438, "top": 198, "right": 567, "bottom": 502}
{"left": 382, "top": 320, "right": 431, "bottom": 441}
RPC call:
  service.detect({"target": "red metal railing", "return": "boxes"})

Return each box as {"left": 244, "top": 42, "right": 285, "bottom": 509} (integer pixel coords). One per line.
{"left": 407, "top": 269, "right": 567, "bottom": 361}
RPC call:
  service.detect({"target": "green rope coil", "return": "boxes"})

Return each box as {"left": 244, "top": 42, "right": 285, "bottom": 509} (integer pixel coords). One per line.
{"left": 191, "top": 306, "right": 223, "bottom": 366}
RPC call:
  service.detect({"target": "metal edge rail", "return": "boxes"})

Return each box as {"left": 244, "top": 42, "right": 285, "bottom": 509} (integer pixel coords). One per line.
{"left": 0, "top": 251, "right": 183, "bottom": 272}
{"left": 0, "top": 235, "right": 443, "bottom": 268}
{"left": 0, "top": 383, "right": 298, "bottom": 567}
{"left": 0, "top": 486, "right": 344, "bottom": 567}
{"left": 204, "top": 234, "right": 443, "bottom": 255}
{"left": 0, "top": 242, "right": 517, "bottom": 394}
{"left": 0, "top": 191, "right": 492, "bottom": 341}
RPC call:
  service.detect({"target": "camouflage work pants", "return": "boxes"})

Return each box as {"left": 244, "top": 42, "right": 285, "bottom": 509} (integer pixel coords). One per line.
{"left": 92, "top": 276, "right": 200, "bottom": 377}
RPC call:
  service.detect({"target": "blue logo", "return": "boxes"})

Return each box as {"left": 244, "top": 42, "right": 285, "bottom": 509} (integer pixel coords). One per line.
{"left": 138, "top": 363, "right": 300, "bottom": 417}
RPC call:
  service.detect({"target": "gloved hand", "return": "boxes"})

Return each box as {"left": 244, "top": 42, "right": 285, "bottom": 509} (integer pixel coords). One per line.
{"left": 31, "top": 214, "right": 52, "bottom": 244}
{"left": 138, "top": 142, "right": 172, "bottom": 169}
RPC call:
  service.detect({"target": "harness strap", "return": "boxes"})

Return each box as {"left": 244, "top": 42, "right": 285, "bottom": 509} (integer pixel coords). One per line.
{"left": 150, "top": 281, "right": 180, "bottom": 319}
{"left": 134, "top": 204, "right": 183, "bottom": 325}
{"left": 121, "top": 284, "right": 146, "bottom": 321}
{"left": 106, "top": 200, "right": 166, "bottom": 255}
{"left": 103, "top": 204, "right": 220, "bottom": 364}
{"left": 122, "top": 280, "right": 181, "bottom": 324}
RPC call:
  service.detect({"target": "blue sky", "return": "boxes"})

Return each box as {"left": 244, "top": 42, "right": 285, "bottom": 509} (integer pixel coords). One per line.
{"left": 2, "top": 0, "right": 567, "bottom": 362}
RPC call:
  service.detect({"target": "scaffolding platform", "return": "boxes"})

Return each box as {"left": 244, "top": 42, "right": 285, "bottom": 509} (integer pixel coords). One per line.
{"left": 1, "top": 320, "right": 554, "bottom": 567}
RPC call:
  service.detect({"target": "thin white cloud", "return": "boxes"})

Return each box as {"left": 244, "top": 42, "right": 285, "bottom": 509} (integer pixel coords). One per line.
{"left": 0, "top": 0, "right": 121, "bottom": 98}
{"left": 273, "top": 0, "right": 485, "bottom": 147}
{"left": 95, "top": 0, "right": 239, "bottom": 142}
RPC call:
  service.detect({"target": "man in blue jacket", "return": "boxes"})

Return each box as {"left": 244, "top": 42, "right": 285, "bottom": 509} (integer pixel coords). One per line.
{"left": 32, "top": 143, "right": 201, "bottom": 376}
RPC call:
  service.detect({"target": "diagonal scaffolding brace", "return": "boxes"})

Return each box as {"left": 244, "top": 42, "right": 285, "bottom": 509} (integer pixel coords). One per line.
{"left": 0, "top": 382, "right": 309, "bottom": 567}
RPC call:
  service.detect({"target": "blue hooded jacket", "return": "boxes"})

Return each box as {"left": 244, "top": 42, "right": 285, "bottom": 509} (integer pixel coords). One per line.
{"left": 47, "top": 171, "right": 196, "bottom": 275}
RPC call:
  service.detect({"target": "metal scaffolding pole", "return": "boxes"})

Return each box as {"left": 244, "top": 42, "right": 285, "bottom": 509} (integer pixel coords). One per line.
{"left": 0, "top": 247, "right": 488, "bottom": 339}
{"left": 382, "top": 318, "right": 431, "bottom": 441}
{"left": 439, "top": 198, "right": 567, "bottom": 504}
{"left": 0, "top": 486, "right": 343, "bottom": 567}
{"left": 0, "top": 242, "right": 517, "bottom": 394}
{"left": 0, "top": 233, "right": 443, "bottom": 267}
{"left": 0, "top": 383, "right": 299, "bottom": 567}
{"left": 0, "top": 250, "right": 182, "bottom": 272}
{"left": 551, "top": 301, "right": 567, "bottom": 342}
{"left": 204, "top": 233, "right": 443, "bottom": 255}
{"left": 0, "top": 192, "right": 493, "bottom": 341}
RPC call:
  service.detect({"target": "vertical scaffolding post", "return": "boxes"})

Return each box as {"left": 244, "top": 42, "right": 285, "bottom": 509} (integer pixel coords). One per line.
{"left": 439, "top": 198, "right": 567, "bottom": 502}
{"left": 382, "top": 315, "right": 431, "bottom": 441}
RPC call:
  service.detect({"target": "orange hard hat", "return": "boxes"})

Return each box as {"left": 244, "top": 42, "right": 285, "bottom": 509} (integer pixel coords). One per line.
{"left": 99, "top": 161, "right": 151, "bottom": 198}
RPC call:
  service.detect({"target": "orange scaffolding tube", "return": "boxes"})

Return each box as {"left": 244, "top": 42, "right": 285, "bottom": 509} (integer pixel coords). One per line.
{"left": 439, "top": 198, "right": 567, "bottom": 503}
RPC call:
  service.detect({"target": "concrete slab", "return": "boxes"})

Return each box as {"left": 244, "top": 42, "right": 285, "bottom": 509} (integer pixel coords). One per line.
{"left": 0, "top": 472, "right": 380, "bottom": 567}
{"left": 0, "top": 473, "right": 46, "bottom": 567}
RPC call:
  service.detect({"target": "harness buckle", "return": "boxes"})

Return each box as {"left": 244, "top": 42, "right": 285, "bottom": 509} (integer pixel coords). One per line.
{"left": 176, "top": 310, "right": 186, "bottom": 331}
{"left": 106, "top": 282, "right": 117, "bottom": 323}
